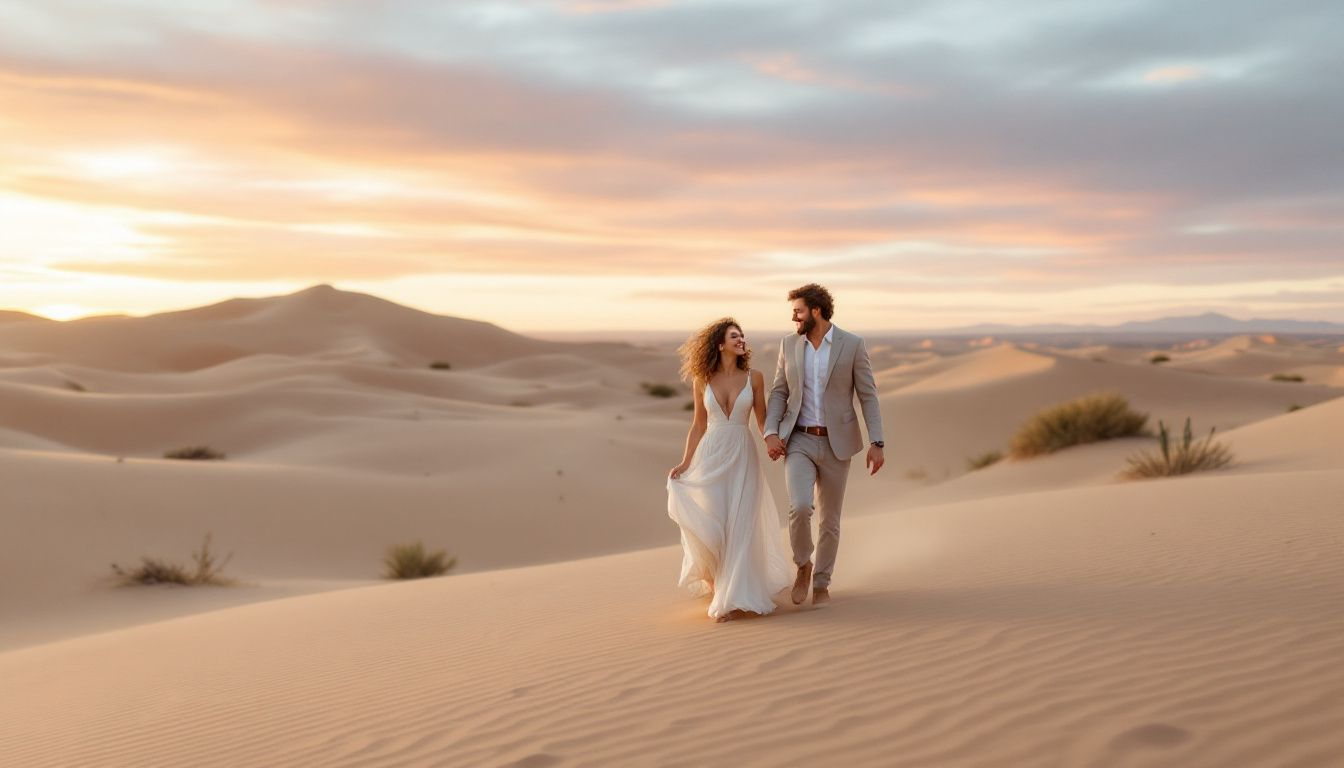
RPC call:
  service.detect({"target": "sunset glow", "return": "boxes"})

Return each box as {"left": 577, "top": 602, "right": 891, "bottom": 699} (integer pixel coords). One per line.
{"left": 2, "top": 1, "right": 1341, "bottom": 332}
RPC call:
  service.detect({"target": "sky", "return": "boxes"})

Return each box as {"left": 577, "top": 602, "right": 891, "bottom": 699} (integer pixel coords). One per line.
{"left": 1, "top": 0, "right": 1342, "bottom": 332}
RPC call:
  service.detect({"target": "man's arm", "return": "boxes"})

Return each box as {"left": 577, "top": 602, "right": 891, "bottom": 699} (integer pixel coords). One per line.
{"left": 763, "top": 337, "right": 790, "bottom": 437}
{"left": 853, "top": 336, "right": 883, "bottom": 443}
{"left": 853, "top": 337, "right": 885, "bottom": 474}
{"left": 763, "top": 337, "right": 790, "bottom": 459}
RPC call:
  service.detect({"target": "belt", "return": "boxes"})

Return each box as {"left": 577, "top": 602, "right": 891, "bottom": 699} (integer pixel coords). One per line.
{"left": 796, "top": 425, "right": 828, "bottom": 436}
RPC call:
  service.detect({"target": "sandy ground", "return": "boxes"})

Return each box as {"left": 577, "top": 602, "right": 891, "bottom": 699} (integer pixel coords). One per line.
{"left": 2, "top": 286, "right": 1342, "bottom": 766}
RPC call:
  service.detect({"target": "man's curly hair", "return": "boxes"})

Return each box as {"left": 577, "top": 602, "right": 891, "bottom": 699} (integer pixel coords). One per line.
{"left": 788, "top": 283, "right": 834, "bottom": 320}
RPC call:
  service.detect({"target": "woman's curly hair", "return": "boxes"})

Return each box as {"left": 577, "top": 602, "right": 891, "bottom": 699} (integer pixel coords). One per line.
{"left": 678, "top": 317, "right": 751, "bottom": 383}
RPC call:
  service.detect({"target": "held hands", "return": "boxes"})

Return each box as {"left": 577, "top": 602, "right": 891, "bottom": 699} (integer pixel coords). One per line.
{"left": 669, "top": 462, "right": 690, "bottom": 480}
{"left": 764, "top": 434, "right": 786, "bottom": 461}
{"left": 866, "top": 445, "right": 885, "bottom": 475}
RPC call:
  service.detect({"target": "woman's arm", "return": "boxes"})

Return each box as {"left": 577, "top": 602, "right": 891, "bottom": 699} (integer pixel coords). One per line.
{"left": 670, "top": 379, "right": 708, "bottom": 479}
{"left": 751, "top": 369, "right": 767, "bottom": 435}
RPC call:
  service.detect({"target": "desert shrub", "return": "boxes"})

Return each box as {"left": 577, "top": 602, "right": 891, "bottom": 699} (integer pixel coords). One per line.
{"left": 904, "top": 467, "right": 929, "bottom": 481}
{"left": 1010, "top": 392, "right": 1148, "bottom": 459}
{"left": 1123, "top": 418, "right": 1233, "bottom": 479}
{"left": 429, "top": 361, "right": 452, "bottom": 370}
{"left": 510, "top": 400, "right": 532, "bottom": 407}
{"left": 111, "top": 533, "right": 234, "bottom": 586}
{"left": 1150, "top": 354, "right": 1171, "bottom": 364}
{"left": 1270, "top": 373, "right": 1304, "bottom": 383}
{"left": 683, "top": 401, "right": 694, "bottom": 411}
{"left": 164, "top": 446, "right": 226, "bottom": 460}
{"left": 65, "top": 379, "right": 87, "bottom": 392}
{"left": 1287, "top": 403, "right": 1304, "bottom": 412}
{"left": 966, "top": 450, "right": 1004, "bottom": 471}
{"left": 384, "top": 541, "right": 456, "bottom": 579}
{"left": 641, "top": 382, "right": 677, "bottom": 398}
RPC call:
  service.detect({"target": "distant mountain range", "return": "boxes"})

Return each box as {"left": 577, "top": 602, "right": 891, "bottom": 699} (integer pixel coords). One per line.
{"left": 905, "top": 312, "right": 1344, "bottom": 336}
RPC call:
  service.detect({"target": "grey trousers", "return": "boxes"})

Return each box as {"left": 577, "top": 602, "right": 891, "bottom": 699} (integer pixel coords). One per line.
{"left": 784, "top": 430, "right": 851, "bottom": 589}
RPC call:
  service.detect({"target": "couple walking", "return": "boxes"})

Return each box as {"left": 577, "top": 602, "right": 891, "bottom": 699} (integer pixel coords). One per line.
{"left": 667, "top": 284, "right": 885, "bottom": 622}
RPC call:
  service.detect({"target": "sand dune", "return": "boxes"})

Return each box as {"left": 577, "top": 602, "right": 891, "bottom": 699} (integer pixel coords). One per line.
{"left": 1218, "top": 394, "right": 1344, "bottom": 473}
{"left": 0, "top": 410, "right": 686, "bottom": 649}
{"left": 3, "top": 469, "right": 1341, "bottom": 767}
{"left": 1161, "top": 334, "right": 1344, "bottom": 380}
{"left": 857, "top": 344, "right": 1338, "bottom": 487}
{"left": 0, "top": 285, "right": 580, "bottom": 372}
{"left": 0, "top": 310, "right": 49, "bottom": 325}
{"left": 895, "top": 343, "right": 1056, "bottom": 393}
{"left": 3, "top": 287, "right": 1344, "bottom": 766}
{"left": 886, "top": 380, "right": 1344, "bottom": 512}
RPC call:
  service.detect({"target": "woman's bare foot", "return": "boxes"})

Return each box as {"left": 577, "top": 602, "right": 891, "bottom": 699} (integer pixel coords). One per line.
{"left": 714, "top": 609, "right": 751, "bottom": 623}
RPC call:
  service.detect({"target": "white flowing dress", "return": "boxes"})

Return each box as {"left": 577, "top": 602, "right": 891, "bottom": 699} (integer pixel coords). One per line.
{"left": 667, "top": 380, "right": 793, "bottom": 618}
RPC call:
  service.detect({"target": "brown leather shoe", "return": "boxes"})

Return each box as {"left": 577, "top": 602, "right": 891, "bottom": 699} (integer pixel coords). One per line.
{"left": 791, "top": 562, "right": 813, "bottom": 604}
{"left": 812, "top": 587, "right": 830, "bottom": 606}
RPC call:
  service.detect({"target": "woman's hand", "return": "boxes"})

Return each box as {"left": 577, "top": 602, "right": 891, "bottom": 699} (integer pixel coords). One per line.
{"left": 669, "top": 462, "right": 690, "bottom": 480}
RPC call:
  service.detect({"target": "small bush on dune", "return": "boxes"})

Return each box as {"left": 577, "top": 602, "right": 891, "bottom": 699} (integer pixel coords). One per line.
{"left": 966, "top": 450, "right": 1004, "bottom": 471}
{"left": 111, "top": 533, "right": 234, "bottom": 586}
{"left": 1150, "top": 353, "right": 1171, "bottom": 364}
{"left": 1287, "top": 403, "right": 1304, "bottom": 413}
{"left": 384, "top": 541, "right": 456, "bottom": 579}
{"left": 1270, "top": 373, "right": 1304, "bottom": 383}
{"left": 429, "top": 361, "right": 452, "bottom": 370}
{"left": 1122, "top": 417, "right": 1233, "bottom": 479}
{"left": 1010, "top": 392, "right": 1148, "bottom": 459}
{"left": 164, "top": 446, "right": 226, "bottom": 460}
{"left": 641, "top": 382, "right": 677, "bottom": 398}
{"left": 65, "top": 379, "right": 87, "bottom": 392}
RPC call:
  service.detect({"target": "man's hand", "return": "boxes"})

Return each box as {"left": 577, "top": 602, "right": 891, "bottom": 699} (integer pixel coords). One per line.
{"left": 865, "top": 445, "right": 885, "bottom": 475}
{"left": 764, "top": 434, "right": 786, "bottom": 461}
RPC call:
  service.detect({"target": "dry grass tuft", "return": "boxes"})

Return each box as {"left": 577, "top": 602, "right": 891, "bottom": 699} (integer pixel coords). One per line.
{"left": 641, "top": 382, "right": 677, "bottom": 398}
{"left": 111, "top": 533, "right": 234, "bottom": 586}
{"left": 1122, "top": 417, "right": 1233, "bottom": 479}
{"left": 164, "top": 446, "right": 226, "bottom": 460}
{"left": 384, "top": 541, "right": 456, "bottom": 579}
{"left": 1270, "top": 373, "right": 1304, "bottom": 382}
{"left": 1010, "top": 392, "right": 1148, "bottom": 459}
{"left": 1149, "top": 353, "right": 1171, "bottom": 364}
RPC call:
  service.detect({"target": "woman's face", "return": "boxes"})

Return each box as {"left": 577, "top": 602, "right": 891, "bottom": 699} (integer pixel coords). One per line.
{"left": 720, "top": 325, "right": 747, "bottom": 361}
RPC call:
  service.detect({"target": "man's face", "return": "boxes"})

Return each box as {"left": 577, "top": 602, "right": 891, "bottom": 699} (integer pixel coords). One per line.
{"left": 790, "top": 299, "right": 816, "bottom": 336}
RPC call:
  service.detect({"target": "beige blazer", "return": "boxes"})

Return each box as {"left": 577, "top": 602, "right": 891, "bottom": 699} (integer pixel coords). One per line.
{"left": 764, "top": 325, "right": 884, "bottom": 459}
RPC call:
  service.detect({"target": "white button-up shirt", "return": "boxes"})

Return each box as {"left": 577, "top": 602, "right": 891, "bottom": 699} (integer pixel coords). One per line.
{"left": 797, "top": 326, "right": 833, "bottom": 428}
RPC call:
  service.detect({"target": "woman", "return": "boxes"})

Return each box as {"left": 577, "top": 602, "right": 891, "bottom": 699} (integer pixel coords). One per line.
{"left": 667, "top": 318, "right": 793, "bottom": 622}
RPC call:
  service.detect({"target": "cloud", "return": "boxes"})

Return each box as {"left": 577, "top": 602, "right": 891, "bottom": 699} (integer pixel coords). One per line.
{"left": 0, "top": 0, "right": 1342, "bottom": 324}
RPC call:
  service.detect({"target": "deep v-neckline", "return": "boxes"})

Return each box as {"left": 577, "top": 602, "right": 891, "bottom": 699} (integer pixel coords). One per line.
{"left": 707, "top": 377, "right": 749, "bottom": 420}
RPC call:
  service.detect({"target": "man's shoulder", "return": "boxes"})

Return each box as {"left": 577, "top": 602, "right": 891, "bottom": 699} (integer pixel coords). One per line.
{"left": 832, "top": 325, "right": 862, "bottom": 344}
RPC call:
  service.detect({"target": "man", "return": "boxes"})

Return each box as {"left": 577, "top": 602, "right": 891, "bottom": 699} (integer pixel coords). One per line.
{"left": 764, "top": 283, "right": 884, "bottom": 606}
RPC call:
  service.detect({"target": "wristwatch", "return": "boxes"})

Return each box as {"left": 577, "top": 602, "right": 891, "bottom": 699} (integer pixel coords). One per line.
{"left": 871, "top": 441, "right": 884, "bottom": 448}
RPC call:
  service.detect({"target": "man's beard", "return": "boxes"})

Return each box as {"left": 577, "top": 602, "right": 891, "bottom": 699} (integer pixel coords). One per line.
{"left": 796, "top": 314, "right": 816, "bottom": 336}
